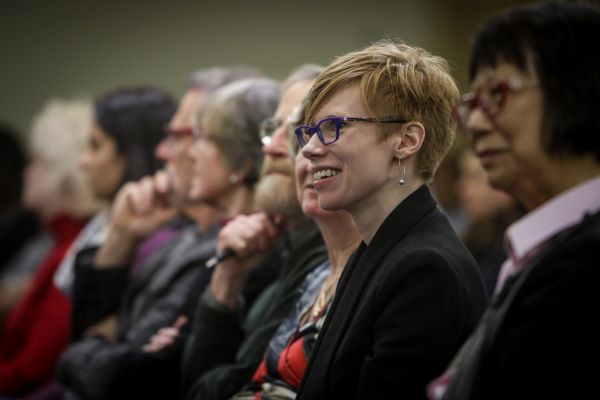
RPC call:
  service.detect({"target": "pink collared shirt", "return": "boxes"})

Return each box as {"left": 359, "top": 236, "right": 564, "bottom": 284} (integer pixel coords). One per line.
{"left": 494, "top": 175, "right": 600, "bottom": 294}
{"left": 427, "top": 174, "right": 600, "bottom": 400}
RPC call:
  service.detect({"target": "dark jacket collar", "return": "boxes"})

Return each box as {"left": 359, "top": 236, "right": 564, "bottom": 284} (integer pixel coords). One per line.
{"left": 298, "top": 185, "right": 439, "bottom": 398}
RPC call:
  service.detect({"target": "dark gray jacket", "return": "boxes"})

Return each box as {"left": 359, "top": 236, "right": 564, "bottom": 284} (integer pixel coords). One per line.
{"left": 58, "top": 221, "right": 218, "bottom": 400}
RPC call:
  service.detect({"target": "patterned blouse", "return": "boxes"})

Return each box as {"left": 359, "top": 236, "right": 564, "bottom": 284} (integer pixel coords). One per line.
{"left": 239, "top": 261, "right": 331, "bottom": 399}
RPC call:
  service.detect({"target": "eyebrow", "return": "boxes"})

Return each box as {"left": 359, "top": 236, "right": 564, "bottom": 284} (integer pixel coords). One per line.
{"left": 311, "top": 113, "right": 345, "bottom": 124}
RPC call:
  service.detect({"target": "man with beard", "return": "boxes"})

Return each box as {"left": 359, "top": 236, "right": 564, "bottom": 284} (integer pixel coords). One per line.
{"left": 176, "top": 65, "right": 327, "bottom": 400}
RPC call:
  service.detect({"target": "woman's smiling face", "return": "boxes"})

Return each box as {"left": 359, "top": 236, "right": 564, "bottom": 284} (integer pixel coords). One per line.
{"left": 300, "top": 84, "right": 397, "bottom": 214}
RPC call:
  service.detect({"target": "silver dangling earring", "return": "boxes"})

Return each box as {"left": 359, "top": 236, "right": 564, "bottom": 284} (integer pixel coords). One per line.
{"left": 229, "top": 174, "right": 239, "bottom": 184}
{"left": 398, "top": 157, "right": 406, "bottom": 186}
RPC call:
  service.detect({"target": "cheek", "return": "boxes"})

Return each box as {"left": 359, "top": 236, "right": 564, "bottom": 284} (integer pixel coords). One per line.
{"left": 175, "top": 154, "right": 194, "bottom": 179}
{"left": 24, "top": 161, "right": 62, "bottom": 209}
{"left": 109, "top": 157, "right": 126, "bottom": 181}
{"left": 349, "top": 150, "right": 386, "bottom": 182}
{"left": 179, "top": 143, "right": 196, "bottom": 167}
{"left": 79, "top": 150, "right": 92, "bottom": 171}
{"left": 87, "top": 149, "right": 112, "bottom": 174}
{"left": 191, "top": 149, "right": 211, "bottom": 179}
{"left": 295, "top": 180, "right": 302, "bottom": 205}
{"left": 193, "top": 151, "right": 229, "bottom": 193}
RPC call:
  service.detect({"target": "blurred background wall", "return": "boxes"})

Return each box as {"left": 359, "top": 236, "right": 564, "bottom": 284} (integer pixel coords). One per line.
{"left": 1, "top": 0, "right": 548, "bottom": 138}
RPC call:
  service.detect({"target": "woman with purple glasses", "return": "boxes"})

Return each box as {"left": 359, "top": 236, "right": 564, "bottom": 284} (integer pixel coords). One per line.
{"left": 293, "top": 40, "right": 487, "bottom": 399}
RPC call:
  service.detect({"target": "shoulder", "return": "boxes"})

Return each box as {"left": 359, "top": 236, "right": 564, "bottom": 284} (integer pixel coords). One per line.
{"left": 515, "top": 212, "right": 600, "bottom": 305}
{"left": 383, "top": 207, "right": 476, "bottom": 276}
{"left": 373, "top": 210, "right": 484, "bottom": 303}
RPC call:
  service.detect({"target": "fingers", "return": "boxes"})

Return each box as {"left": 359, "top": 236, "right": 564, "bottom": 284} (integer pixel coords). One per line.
{"left": 154, "top": 170, "right": 172, "bottom": 195}
{"left": 142, "top": 331, "right": 175, "bottom": 353}
{"left": 109, "top": 170, "right": 178, "bottom": 239}
{"left": 173, "top": 315, "right": 188, "bottom": 330}
{"left": 153, "top": 170, "right": 174, "bottom": 208}
{"left": 123, "top": 171, "right": 173, "bottom": 216}
{"left": 131, "top": 176, "right": 158, "bottom": 214}
{"left": 217, "top": 213, "right": 282, "bottom": 258}
{"left": 142, "top": 315, "right": 187, "bottom": 353}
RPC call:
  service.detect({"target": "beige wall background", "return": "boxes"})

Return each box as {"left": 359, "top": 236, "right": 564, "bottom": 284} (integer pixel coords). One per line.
{"left": 1, "top": 0, "right": 540, "bottom": 138}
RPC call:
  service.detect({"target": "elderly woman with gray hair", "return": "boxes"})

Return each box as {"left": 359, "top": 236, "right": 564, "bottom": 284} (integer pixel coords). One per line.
{"left": 187, "top": 77, "right": 281, "bottom": 213}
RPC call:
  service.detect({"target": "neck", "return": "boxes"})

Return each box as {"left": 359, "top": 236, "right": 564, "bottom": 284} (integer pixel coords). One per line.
{"left": 515, "top": 155, "right": 600, "bottom": 211}
{"left": 315, "top": 211, "right": 361, "bottom": 274}
{"left": 351, "top": 176, "right": 424, "bottom": 244}
{"left": 182, "top": 203, "right": 221, "bottom": 232}
{"left": 218, "top": 184, "right": 255, "bottom": 219}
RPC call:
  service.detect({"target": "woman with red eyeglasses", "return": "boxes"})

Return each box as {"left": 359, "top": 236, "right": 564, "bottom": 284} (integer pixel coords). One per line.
{"left": 429, "top": 2, "right": 600, "bottom": 399}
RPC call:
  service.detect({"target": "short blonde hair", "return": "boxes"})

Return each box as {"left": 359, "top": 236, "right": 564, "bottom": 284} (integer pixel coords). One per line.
{"left": 304, "top": 40, "right": 460, "bottom": 181}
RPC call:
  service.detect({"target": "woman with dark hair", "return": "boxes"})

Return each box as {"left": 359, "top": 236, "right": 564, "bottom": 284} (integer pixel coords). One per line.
{"left": 92, "top": 87, "right": 175, "bottom": 186}
{"left": 430, "top": 2, "right": 600, "bottom": 399}
{"left": 54, "top": 86, "right": 176, "bottom": 296}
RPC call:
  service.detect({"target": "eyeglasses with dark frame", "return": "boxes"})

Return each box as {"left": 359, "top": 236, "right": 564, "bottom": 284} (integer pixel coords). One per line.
{"left": 454, "top": 77, "right": 538, "bottom": 132}
{"left": 294, "top": 116, "right": 407, "bottom": 148}
{"left": 259, "top": 117, "right": 282, "bottom": 146}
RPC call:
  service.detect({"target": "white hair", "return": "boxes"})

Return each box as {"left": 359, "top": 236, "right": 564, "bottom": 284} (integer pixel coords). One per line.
{"left": 29, "top": 99, "right": 100, "bottom": 216}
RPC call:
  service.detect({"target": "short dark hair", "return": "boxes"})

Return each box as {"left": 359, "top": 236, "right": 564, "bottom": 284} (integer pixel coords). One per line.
{"left": 469, "top": 1, "right": 600, "bottom": 161}
{"left": 95, "top": 87, "right": 176, "bottom": 184}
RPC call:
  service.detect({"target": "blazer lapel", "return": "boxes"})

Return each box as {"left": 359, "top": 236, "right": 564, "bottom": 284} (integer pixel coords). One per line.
{"left": 299, "top": 185, "right": 438, "bottom": 397}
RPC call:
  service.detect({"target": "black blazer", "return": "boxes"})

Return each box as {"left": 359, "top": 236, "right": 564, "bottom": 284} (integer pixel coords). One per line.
{"left": 297, "top": 185, "right": 487, "bottom": 399}
{"left": 443, "top": 211, "right": 600, "bottom": 399}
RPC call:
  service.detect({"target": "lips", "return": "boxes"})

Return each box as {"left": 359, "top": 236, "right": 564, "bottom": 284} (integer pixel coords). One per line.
{"left": 475, "top": 149, "right": 509, "bottom": 169}
{"left": 313, "top": 168, "right": 341, "bottom": 181}
{"left": 476, "top": 148, "right": 505, "bottom": 157}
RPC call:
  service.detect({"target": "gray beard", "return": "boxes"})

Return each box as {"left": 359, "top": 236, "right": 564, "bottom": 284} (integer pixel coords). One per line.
{"left": 253, "top": 174, "right": 302, "bottom": 217}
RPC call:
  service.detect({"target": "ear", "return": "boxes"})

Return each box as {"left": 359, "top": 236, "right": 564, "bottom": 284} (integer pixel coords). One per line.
{"left": 392, "top": 121, "right": 425, "bottom": 161}
{"left": 234, "top": 160, "right": 255, "bottom": 184}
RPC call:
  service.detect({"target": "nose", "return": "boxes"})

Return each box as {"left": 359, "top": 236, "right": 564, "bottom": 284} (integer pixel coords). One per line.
{"left": 262, "top": 124, "right": 288, "bottom": 157}
{"left": 155, "top": 137, "right": 172, "bottom": 161}
{"left": 300, "top": 133, "right": 325, "bottom": 160}
{"left": 465, "top": 107, "right": 494, "bottom": 144}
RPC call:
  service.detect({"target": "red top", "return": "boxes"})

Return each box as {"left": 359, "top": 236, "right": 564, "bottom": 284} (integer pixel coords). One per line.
{"left": 250, "top": 305, "right": 327, "bottom": 399}
{"left": 0, "top": 215, "right": 86, "bottom": 396}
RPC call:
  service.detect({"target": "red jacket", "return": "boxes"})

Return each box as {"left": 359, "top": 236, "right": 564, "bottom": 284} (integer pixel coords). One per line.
{"left": 0, "top": 215, "right": 86, "bottom": 396}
